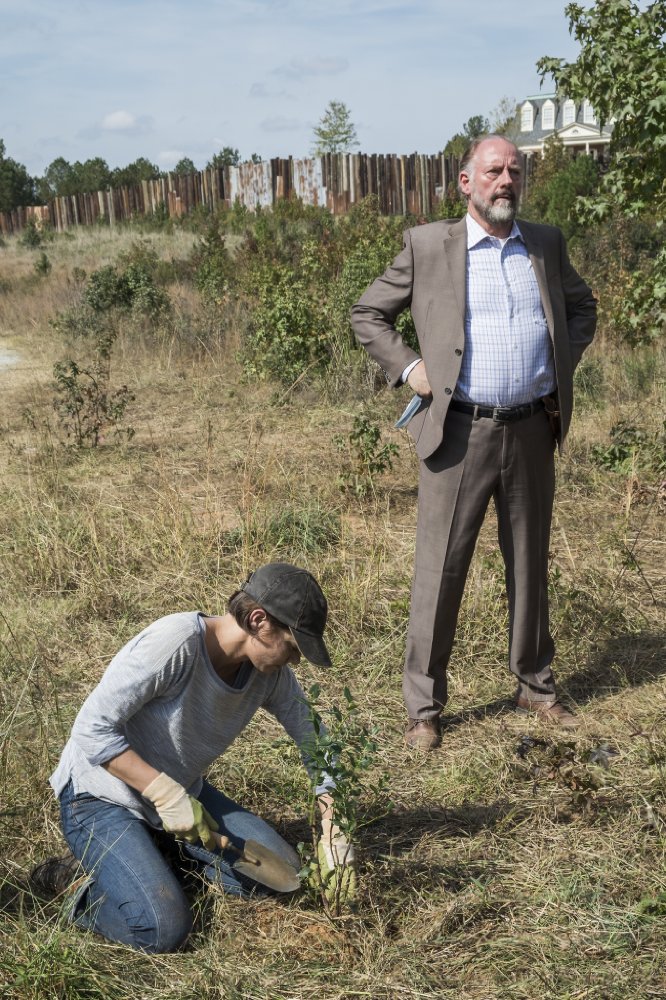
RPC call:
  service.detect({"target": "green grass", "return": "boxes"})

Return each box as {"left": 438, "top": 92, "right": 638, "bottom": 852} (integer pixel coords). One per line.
{"left": 1, "top": 224, "right": 665, "bottom": 999}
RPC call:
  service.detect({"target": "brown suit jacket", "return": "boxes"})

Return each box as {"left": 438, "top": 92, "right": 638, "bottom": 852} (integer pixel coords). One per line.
{"left": 350, "top": 217, "right": 597, "bottom": 460}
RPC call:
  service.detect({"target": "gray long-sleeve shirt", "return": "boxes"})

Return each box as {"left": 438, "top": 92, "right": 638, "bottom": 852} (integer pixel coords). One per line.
{"left": 50, "top": 612, "right": 330, "bottom": 827}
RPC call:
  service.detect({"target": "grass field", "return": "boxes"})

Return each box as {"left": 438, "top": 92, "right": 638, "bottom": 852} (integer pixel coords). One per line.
{"left": 0, "top": 223, "right": 664, "bottom": 1000}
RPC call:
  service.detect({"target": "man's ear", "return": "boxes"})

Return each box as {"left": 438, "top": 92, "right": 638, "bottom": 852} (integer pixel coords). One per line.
{"left": 247, "top": 608, "right": 268, "bottom": 634}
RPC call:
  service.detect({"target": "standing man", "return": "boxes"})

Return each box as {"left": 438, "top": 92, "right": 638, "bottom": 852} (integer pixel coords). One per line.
{"left": 351, "top": 136, "right": 597, "bottom": 751}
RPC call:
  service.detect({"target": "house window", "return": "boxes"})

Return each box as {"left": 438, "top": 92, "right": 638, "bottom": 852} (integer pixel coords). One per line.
{"left": 520, "top": 102, "right": 534, "bottom": 132}
{"left": 562, "top": 99, "right": 576, "bottom": 125}
{"left": 583, "top": 100, "right": 597, "bottom": 125}
{"left": 542, "top": 100, "right": 555, "bottom": 130}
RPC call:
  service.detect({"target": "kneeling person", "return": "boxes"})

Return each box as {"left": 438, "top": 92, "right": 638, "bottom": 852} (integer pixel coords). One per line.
{"left": 32, "top": 563, "right": 353, "bottom": 952}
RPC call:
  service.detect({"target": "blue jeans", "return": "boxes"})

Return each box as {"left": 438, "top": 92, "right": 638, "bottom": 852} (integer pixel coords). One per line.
{"left": 59, "top": 779, "right": 300, "bottom": 953}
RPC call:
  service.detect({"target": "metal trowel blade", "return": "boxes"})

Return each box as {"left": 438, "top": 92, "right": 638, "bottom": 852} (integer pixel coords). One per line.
{"left": 231, "top": 838, "right": 301, "bottom": 893}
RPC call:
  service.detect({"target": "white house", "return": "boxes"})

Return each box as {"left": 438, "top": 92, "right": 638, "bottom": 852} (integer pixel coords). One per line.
{"left": 515, "top": 94, "right": 613, "bottom": 158}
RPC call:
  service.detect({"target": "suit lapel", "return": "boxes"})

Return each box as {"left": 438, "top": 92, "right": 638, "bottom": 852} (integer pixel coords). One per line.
{"left": 519, "top": 219, "right": 555, "bottom": 340}
{"left": 443, "top": 218, "right": 467, "bottom": 324}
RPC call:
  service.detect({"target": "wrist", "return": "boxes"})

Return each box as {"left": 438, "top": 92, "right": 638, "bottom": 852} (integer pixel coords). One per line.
{"left": 142, "top": 772, "right": 185, "bottom": 809}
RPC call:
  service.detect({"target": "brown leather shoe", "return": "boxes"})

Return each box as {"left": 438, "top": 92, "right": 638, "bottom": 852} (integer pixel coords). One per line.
{"left": 405, "top": 717, "right": 442, "bottom": 751}
{"left": 515, "top": 696, "right": 579, "bottom": 729}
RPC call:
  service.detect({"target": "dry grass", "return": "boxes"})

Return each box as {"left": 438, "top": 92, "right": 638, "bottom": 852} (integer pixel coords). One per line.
{"left": 1, "top": 225, "right": 665, "bottom": 999}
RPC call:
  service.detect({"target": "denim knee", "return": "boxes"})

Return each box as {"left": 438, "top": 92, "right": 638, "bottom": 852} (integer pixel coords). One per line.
{"left": 137, "top": 893, "right": 193, "bottom": 954}
{"left": 71, "top": 871, "right": 193, "bottom": 953}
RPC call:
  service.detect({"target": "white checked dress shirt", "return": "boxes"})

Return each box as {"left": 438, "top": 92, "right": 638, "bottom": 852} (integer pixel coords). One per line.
{"left": 455, "top": 214, "right": 556, "bottom": 406}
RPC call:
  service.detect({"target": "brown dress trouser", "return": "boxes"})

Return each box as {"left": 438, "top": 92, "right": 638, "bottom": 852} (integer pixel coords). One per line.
{"left": 403, "top": 405, "right": 557, "bottom": 719}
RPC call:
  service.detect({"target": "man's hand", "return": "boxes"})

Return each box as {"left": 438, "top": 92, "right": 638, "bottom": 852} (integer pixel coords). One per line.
{"left": 143, "top": 772, "right": 218, "bottom": 851}
{"left": 317, "top": 815, "right": 357, "bottom": 905}
{"left": 407, "top": 360, "right": 432, "bottom": 398}
{"left": 319, "top": 819, "right": 356, "bottom": 867}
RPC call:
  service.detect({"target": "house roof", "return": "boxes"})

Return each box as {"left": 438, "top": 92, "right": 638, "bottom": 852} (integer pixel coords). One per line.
{"left": 515, "top": 94, "right": 613, "bottom": 149}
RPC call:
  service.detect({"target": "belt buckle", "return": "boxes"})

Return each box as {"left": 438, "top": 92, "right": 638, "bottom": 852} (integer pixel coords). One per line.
{"left": 492, "top": 406, "right": 512, "bottom": 422}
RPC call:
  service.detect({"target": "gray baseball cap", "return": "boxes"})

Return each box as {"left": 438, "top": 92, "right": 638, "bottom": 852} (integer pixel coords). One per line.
{"left": 241, "top": 562, "right": 331, "bottom": 667}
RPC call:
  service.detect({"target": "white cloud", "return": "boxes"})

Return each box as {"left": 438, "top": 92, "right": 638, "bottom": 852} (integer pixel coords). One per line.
{"left": 102, "top": 110, "right": 136, "bottom": 131}
{"left": 99, "top": 111, "right": 153, "bottom": 135}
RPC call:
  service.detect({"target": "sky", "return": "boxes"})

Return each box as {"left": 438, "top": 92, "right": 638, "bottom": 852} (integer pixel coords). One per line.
{"left": 0, "top": 0, "right": 582, "bottom": 177}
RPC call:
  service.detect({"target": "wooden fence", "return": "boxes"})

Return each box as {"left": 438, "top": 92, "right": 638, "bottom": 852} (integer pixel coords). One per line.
{"left": 0, "top": 151, "right": 478, "bottom": 236}
{"left": 0, "top": 149, "right": 532, "bottom": 236}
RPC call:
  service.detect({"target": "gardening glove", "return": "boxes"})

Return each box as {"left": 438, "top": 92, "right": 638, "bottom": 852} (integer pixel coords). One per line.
{"left": 317, "top": 821, "right": 357, "bottom": 906}
{"left": 143, "top": 772, "right": 218, "bottom": 851}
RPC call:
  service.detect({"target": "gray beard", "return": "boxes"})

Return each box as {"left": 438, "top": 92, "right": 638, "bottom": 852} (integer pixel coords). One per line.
{"left": 472, "top": 192, "right": 517, "bottom": 225}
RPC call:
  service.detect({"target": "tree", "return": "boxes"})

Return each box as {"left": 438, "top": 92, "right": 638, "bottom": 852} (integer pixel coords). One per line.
{"left": 538, "top": 0, "right": 666, "bottom": 221}
{"left": 207, "top": 147, "right": 241, "bottom": 170}
{"left": 40, "top": 157, "right": 112, "bottom": 198}
{"left": 0, "top": 139, "right": 36, "bottom": 212}
{"left": 111, "top": 158, "right": 160, "bottom": 187}
{"left": 38, "top": 157, "right": 74, "bottom": 200}
{"left": 443, "top": 114, "right": 490, "bottom": 158}
{"left": 521, "top": 138, "right": 600, "bottom": 240}
{"left": 73, "top": 157, "right": 112, "bottom": 194}
{"left": 172, "top": 157, "right": 197, "bottom": 176}
{"left": 538, "top": 0, "right": 666, "bottom": 343}
{"left": 312, "top": 101, "right": 359, "bottom": 155}
{"left": 489, "top": 96, "right": 519, "bottom": 138}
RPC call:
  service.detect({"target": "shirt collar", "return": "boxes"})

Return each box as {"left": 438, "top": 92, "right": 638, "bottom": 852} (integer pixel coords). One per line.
{"left": 465, "top": 213, "right": 523, "bottom": 248}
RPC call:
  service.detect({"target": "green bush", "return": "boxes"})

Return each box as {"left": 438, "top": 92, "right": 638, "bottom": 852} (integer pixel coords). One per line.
{"left": 335, "top": 414, "right": 399, "bottom": 496}
{"left": 52, "top": 358, "right": 135, "bottom": 448}
{"left": 229, "top": 195, "right": 417, "bottom": 383}
{"left": 331, "top": 229, "right": 417, "bottom": 354}
{"left": 33, "top": 251, "right": 51, "bottom": 277}
{"left": 591, "top": 420, "right": 666, "bottom": 476}
{"left": 243, "top": 261, "right": 327, "bottom": 384}
{"left": 614, "top": 245, "right": 666, "bottom": 346}
{"left": 85, "top": 264, "right": 133, "bottom": 312}
{"left": 83, "top": 242, "right": 171, "bottom": 321}
{"left": 522, "top": 141, "right": 600, "bottom": 242}
{"left": 192, "top": 216, "right": 233, "bottom": 303}
{"left": 19, "top": 218, "right": 42, "bottom": 248}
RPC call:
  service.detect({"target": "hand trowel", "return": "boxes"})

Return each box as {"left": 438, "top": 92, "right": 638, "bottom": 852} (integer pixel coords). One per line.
{"left": 212, "top": 831, "right": 301, "bottom": 893}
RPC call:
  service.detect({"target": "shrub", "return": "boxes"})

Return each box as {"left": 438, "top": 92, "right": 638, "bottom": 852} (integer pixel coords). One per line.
{"left": 192, "top": 216, "right": 233, "bottom": 303}
{"left": 330, "top": 228, "right": 417, "bottom": 354}
{"left": 83, "top": 243, "right": 171, "bottom": 321}
{"left": 33, "top": 251, "right": 51, "bottom": 277}
{"left": 85, "top": 264, "right": 133, "bottom": 312}
{"left": 19, "top": 219, "right": 42, "bottom": 248}
{"left": 243, "top": 262, "right": 327, "bottom": 384}
{"left": 231, "top": 195, "right": 417, "bottom": 383}
{"left": 299, "top": 683, "right": 386, "bottom": 916}
{"left": 572, "top": 215, "right": 663, "bottom": 346}
{"left": 521, "top": 140, "right": 600, "bottom": 242}
{"left": 591, "top": 420, "right": 666, "bottom": 476}
{"left": 335, "top": 414, "right": 399, "bottom": 497}
{"left": 613, "top": 245, "right": 666, "bottom": 346}
{"left": 52, "top": 358, "right": 135, "bottom": 448}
